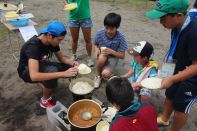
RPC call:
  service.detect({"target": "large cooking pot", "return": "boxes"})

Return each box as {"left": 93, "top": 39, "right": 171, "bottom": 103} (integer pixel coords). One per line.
{"left": 67, "top": 99, "right": 102, "bottom": 130}
{"left": 69, "top": 77, "right": 95, "bottom": 101}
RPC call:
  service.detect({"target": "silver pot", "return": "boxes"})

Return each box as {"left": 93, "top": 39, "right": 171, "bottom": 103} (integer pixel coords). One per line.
{"left": 69, "top": 77, "right": 95, "bottom": 101}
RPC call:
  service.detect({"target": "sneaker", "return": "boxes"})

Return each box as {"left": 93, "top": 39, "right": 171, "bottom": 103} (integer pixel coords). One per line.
{"left": 157, "top": 116, "right": 169, "bottom": 127}
{"left": 70, "top": 54, "right": 78, "bottom": 61}
{"left": 40, "top": 96, "right": 55, "bottom": 108}
{"left": 94, "top": 76, "right": 101, "bottom": 88}
{"left": 87, "top": 58, "right": 94, "bottom": 67}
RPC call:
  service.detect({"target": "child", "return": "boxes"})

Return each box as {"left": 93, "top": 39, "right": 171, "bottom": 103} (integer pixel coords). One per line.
{"left": 63, "top": 0, "right": 94, "bottom": 66}
{"left": 106, "top": 76, "right": 158, "bottom": 131}
{"left": 17, "top": 21, "right": 78, "bottom": 108}
{"left": 93, "top": 13, "right": 128, "bottom": 88}
{"left": 122, "top": 41, "right": 158, "bottom": 102}
{"left": 146, "top": 0, "right": 197, "bottom": 130}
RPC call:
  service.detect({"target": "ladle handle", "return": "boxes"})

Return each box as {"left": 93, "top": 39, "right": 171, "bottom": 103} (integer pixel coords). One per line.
{"left": 101, "top": 102, "right": 109, "bottom": 113}
{"left": 92, "top": 115, "right": 110, "bottom": 119}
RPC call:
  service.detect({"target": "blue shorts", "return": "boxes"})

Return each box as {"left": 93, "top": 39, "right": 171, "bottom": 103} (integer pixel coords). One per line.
{"left": 68, "top": 18, "right": 93, "bottom": 28}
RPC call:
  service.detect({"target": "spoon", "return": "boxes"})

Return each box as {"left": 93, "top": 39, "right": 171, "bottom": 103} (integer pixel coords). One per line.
{"left": 81, "top": 111, "right": 110, "bottom": 121}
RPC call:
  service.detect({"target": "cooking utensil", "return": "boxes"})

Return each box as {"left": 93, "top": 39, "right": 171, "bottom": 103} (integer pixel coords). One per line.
{"left": 67, "top": 99, "right": 102, "bottom": 129}
{"left": 81, "top": 111, "right": 110, "bottom": 121}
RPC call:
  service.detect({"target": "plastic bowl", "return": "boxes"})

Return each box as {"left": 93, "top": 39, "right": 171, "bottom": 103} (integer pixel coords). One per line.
{"left": 10, "top": 18, "right": 29, "bottom": 27}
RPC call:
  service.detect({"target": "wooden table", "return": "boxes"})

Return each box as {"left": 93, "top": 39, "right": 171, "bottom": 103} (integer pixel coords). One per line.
{"left": 1, "top": 19, "right": 37, "bottom": 62}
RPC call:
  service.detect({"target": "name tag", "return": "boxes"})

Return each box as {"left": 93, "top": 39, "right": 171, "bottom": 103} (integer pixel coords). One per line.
{"left": 159, "top": 62, "right": 176, "bottom": 78}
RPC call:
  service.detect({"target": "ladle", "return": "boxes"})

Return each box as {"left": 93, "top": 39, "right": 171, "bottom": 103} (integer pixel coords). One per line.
{"left": 81, "top": 111, "right": 110, "bottom": 121}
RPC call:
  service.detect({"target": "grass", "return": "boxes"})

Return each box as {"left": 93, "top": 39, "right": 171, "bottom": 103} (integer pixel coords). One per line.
{"left": 129, "top": 0, "right": 155, "bottom": 10}
{"left": 95, "top": 0, "right": 155, "bottom": 10}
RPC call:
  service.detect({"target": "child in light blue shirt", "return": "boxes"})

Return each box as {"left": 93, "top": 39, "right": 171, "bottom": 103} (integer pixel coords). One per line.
{"left": 122, "top": 41, "right": 158, "bottom": 102}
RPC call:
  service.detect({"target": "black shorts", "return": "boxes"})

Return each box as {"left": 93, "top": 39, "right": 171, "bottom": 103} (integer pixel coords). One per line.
{"left": 165, "top": 81, "right": 197, "bottom": 113}
{"left": 19, "top": 61, "right": 71, "bottom": 89}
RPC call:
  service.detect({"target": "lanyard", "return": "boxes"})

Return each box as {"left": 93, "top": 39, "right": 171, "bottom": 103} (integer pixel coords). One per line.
{"left": 167, "top": 16, "right": 191, "bottom": 61}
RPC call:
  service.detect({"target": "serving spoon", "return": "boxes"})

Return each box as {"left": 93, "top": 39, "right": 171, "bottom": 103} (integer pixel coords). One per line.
{"left": 81, "top": 111, "right": 110, "bottom": 121}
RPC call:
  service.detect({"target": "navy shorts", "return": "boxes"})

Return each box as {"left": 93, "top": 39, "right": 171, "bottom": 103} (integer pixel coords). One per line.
{"left": 165, "top": 81, "right": 197, "bottom": 113}
{"left": 19, "top": 61, "right": 71, "bottom": 89}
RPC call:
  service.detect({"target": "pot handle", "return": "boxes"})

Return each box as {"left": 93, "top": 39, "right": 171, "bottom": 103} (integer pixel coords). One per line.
{"left": 101, "top": 102, "right": 109, "bottom": 113}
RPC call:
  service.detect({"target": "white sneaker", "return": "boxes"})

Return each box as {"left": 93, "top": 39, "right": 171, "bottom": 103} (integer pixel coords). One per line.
{"left": 94, "top": 76, "right": 101, "bottom": 88}
{"left": 87, "top": 58, "right": 94, "bottom": 67}
{"left": 70, "top": 54, "right": 78, "bottom": 61}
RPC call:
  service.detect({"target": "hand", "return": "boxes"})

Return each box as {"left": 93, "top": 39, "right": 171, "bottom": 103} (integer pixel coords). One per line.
{"left": 160, "top": 76, "right": 175, "bottom": 89}
{"left": 71, "top": 61, "right": 79, "bottom": 66}
{"left": 101, "top": 48, "right": 114, "bottom": 56}
{"left": 132, "top": 82, "right": 141, "bottom": 88}
{"left": 63, "top": 67, "right": 78, "bottom": 77}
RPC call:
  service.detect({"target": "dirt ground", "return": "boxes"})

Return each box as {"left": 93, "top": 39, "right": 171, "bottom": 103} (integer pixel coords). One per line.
{"left": 0, "top": 0, "right": 196, "bottom": 131}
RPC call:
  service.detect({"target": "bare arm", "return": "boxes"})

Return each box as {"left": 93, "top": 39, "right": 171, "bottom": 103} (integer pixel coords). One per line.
{"left": 161, "top": 60, "right": 197, "bottom": 89}
{"left": 63, "top": 0, "right": 68, "bottom": 5}
{"left": 122, "top": 68, "right": 134, "bottom": 78}
{"left": 28, "top": 59, "right": 78, "bottom": 82}
{"left": 102, "top": 48, "right": 125, "bottom": 59}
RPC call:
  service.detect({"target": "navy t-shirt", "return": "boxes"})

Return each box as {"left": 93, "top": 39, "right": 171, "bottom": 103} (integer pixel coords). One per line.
{"left": 172, "top": 18, "right": 197, "bottom": 86}
{"left": 17, "top": 35, "right": 60, "bottom": 75}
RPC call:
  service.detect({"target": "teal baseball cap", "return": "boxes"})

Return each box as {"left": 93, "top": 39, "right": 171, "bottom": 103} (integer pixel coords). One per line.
{"left": 40, "top": 20, "right": 67, "bottom": 36}
{"left": 146, "top": 0, "right": 190, "bottom": 19}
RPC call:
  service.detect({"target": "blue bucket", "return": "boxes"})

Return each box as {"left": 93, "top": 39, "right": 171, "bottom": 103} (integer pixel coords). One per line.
{"left": 10, "top": 18, "right": 29, "bottom": 27}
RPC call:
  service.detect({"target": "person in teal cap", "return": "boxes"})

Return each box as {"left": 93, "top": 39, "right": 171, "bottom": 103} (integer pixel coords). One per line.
{"left": 146, "top": 0, "right": 197, "bottom": 131}
{"left": 17, "top": 20, "right": 79, "bottom": 109}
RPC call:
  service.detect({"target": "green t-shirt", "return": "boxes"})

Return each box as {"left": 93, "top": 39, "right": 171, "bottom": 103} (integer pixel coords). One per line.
{"left": 68, "top": 0, "right": 91, "bottom": 20}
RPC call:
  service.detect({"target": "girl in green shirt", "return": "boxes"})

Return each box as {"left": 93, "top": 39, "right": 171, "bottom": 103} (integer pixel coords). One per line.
{"left": 64, "top": 0, "right": 94, "bottom": 66}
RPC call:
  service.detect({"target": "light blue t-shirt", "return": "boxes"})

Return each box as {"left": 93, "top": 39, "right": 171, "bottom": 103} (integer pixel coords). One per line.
{"left": 93, "top": 28, "right": 128, "bottom": 52}
{"left": 129, "top": 60, "right": 157, "bottom": 82}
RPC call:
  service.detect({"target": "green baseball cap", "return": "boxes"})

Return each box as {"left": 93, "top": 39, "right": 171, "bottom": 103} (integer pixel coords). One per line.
{"left": 146, "top": 0, "right": 190, "bottom": 19}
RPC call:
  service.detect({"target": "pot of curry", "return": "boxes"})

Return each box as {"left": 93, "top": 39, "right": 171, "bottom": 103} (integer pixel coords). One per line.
{"left": 67, "top": 99, "right": 102, "bottom": 130}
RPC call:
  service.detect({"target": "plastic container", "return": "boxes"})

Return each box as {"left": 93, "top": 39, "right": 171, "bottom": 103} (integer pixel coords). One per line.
{"left": 10, "top": 18, "right": 29, "bottom": 27}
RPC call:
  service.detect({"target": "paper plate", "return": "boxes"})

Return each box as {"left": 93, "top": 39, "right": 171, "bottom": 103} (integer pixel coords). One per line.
{"left": 78, "top": 64, "right": 91, "bottom": 75}
{"left": 0, "top": 3, "right": 18, "bottom": 11}
{"left": 96, "top": 121, "right": 110, "bottom": 131}
{"left": 5, "top": 11, "right": 19, "bottom": 19}
{"left": 102, "top": 107, "right": 117, "bottom": 122}
{"left": 64, "top": 3, "right": 77, "bottom": 11}
{"left": 141, "top": 77, "right": 162, "bottom": 89}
